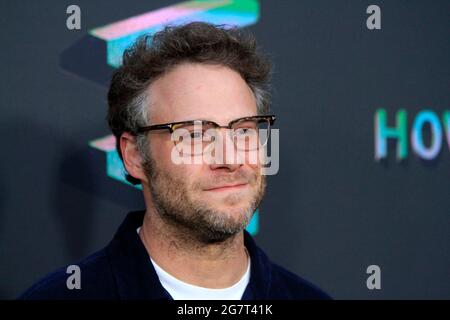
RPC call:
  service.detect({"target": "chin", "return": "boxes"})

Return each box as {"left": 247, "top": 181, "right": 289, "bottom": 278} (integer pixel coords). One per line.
{"left": 213, "top": 204, "right": 254, "bottom": 221}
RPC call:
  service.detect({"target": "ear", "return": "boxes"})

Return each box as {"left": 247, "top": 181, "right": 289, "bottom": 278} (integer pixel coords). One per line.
{"left": 119, "top": 132, "right": 148, "bottom": 184}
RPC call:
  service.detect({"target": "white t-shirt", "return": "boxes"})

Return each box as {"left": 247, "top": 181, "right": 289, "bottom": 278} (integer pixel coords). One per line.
{"left": 137, "top": 227, "right": 251, "bottom": 300}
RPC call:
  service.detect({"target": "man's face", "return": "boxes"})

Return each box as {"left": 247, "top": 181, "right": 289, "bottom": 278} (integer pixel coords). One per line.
{"left": 142, "top": 63, "right": 266, "bottom": 243}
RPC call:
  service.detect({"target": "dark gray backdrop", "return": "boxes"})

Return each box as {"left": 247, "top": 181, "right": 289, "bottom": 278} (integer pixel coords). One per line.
{"left": 1, "top": 0, "right": 449, "bottom": 299}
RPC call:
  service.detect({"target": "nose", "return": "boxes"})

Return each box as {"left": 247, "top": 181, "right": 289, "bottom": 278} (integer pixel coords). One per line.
{"left": 209, "top": 162, "right": 241, "bottom": 172}
{"left": 208, "top": 128, "right": 243, "bottom": 172}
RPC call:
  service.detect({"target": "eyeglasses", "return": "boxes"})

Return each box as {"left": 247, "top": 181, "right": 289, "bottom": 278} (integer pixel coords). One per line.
{"left": 135, "top": 115, "right": 276, "bottom": 155}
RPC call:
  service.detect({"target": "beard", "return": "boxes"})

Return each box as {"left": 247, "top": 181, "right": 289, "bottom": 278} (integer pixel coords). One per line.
{"left": 142, "top": 153, "right": 266, "bottom": 244}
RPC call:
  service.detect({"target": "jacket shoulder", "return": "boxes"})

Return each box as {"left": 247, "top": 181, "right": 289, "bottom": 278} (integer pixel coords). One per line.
{"left": 19, "top": 248, "right": 118, "bottom": 300}
{"left": 269, "top": 263, "right": 331, "bottom": 300}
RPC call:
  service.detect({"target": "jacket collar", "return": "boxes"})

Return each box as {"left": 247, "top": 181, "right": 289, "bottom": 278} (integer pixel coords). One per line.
{"left": 106, "top": 210, "right": 272, "bottom": 300}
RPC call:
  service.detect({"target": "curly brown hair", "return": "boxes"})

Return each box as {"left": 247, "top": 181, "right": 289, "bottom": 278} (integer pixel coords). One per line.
{"left": 107, "top": 22, "right": 272, "bottom": 185}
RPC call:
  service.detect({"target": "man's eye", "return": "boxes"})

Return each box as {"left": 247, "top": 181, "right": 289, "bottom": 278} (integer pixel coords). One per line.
{"left": 188, "top": 131, "right": 203, "bottom": 139}
{"left": 235, "top": 128, "right": 256, "bottom": 136}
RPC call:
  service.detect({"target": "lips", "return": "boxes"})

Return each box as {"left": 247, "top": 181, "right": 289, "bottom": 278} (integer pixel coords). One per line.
{"left": 204, "top": 183, "right": 248, "bottom": 191}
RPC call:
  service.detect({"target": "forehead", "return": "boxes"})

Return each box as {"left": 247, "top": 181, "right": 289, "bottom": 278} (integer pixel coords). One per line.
{"left": 147, "top": 63, "right": 257, "bottom": 124}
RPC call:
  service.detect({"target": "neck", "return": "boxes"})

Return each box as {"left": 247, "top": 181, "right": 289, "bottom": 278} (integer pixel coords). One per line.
{"left": 139, "top": 206, "right": 249, "bottom": 289}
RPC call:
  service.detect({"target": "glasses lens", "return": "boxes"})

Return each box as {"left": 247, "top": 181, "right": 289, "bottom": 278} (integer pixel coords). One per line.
{"left": 232, "top": 118, "right": 270, "bottom": 151}
{"left": 172, "top": 121, "right": 215, "bottom": 155}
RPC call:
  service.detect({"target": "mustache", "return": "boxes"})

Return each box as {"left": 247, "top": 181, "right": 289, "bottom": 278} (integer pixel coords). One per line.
{"left": 196, "top": 170, "right": 259, "bottom": 190}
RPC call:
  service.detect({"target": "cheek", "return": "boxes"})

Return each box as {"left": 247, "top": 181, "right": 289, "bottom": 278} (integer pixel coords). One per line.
{"left": 247, "top": 163, "right": 260, "bottom": 173}
{"left": 151, "top": 138, "right": 205, "bottom": 181}
{"left": 244, "top": 154, "right": 263, "bottom": 185}
{"left": 149, "top": 136, "right": 176, "bottom": 168}
{"left": 243, "top": 149, "right": 263, "bottom": 170}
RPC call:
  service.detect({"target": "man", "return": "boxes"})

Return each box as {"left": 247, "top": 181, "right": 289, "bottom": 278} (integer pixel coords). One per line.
{"left": 20, "top": 22, "right": 330, "bottom": 300}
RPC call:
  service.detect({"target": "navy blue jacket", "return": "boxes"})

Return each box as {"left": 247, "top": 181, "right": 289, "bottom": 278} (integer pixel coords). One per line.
{"left": 20, "top": 210, "right": 330, "bottom": 300}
